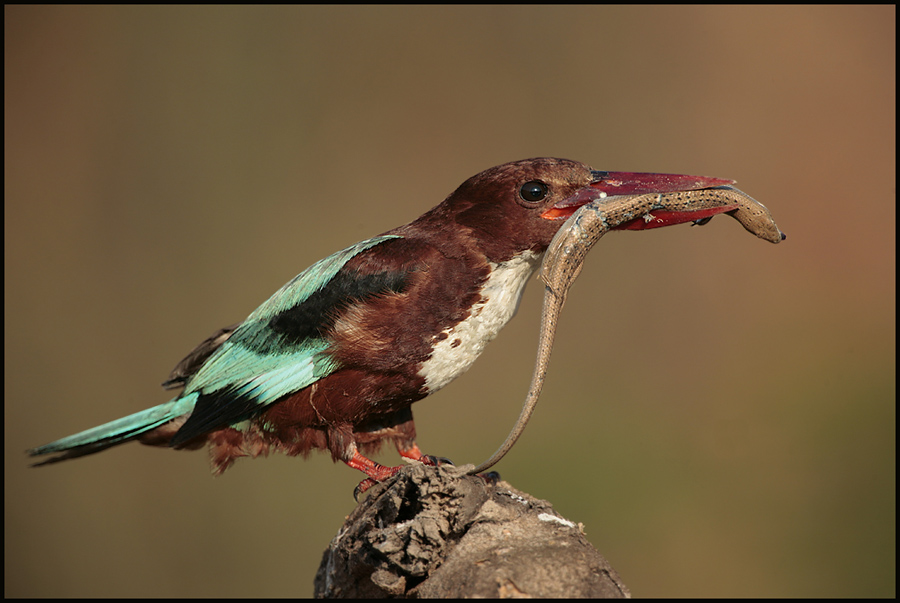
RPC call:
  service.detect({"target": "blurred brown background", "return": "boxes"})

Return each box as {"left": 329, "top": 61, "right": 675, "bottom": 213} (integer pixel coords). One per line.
{"left": 5, "top": 6, "right": 894, "bottom": 597}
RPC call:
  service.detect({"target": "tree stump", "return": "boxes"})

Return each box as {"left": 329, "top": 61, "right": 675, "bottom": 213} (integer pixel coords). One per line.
{"left": 314, "top": 463, "right": 630, "bottom": 598}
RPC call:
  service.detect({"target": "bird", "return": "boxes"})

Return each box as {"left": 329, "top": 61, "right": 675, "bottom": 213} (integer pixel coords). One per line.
{"left": 28, "top": 158, "right": 732, "bottom": 494}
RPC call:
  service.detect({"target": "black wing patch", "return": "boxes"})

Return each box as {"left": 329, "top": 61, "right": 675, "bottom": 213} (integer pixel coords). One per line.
{"left": 264, "top": 269, "right": 411, "bottom": 348}
{"left": 168, "top": 266, "right": 413, "bottom": 444}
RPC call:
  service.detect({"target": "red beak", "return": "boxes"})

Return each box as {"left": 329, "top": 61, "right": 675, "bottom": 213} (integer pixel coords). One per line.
{"left": 588, "top": 171, "right": 734, "bottom": 195}
{"left": 542, "top": 171, "right": 736, "bottom": 221}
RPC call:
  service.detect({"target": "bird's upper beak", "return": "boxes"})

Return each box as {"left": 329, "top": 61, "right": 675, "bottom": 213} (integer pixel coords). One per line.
{"left": 541, "top": 171, "right": 737, "bottom": 227}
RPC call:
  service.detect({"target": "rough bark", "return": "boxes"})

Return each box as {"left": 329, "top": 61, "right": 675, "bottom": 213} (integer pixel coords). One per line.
{"left": 314, "top": 463, "right": 630, "bottom": 598}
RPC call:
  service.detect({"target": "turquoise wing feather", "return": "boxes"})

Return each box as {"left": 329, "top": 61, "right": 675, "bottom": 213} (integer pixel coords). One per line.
{"left": 186, "top": 235, "right": 401, "bottom": 400}
{"left": 28, "top": 395, "right": 198, "bottom": 460}
{"left": 29, "top": 235, "right": 401, "bottom": 460}
{"left": 169, "top": 234, "right": 403, "bottom": 443}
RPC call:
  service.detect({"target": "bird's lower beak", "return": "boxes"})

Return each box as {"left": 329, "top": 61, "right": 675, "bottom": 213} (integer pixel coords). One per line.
{"left": 542, "top": 171, "right": 735, "bottom": 220}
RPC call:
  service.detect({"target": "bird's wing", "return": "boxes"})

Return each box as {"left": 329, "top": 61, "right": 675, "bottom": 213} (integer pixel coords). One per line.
{"left": 169, "top": 234, "right": 407, "bottom": 444}
{"left": 162, "top": 323, "right": 241, "bottom": 390}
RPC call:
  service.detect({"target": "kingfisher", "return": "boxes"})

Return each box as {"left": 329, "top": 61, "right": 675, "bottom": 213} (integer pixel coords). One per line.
{"left": 28, "top": 158, "right": 732, "bottom": 493}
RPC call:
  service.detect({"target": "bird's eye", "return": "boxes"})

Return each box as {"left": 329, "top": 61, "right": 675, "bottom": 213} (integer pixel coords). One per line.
{"left": 520, "top": 181, "right": 548, "bottom": 202}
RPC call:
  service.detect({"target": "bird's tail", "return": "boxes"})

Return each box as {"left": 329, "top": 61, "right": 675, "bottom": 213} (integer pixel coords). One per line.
{"left": 28, "top": 394, "right": 198, "bottom": 466}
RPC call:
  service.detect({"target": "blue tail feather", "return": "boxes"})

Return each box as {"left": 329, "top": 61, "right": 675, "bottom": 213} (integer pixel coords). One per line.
{"left": 28, "top": 394, "right": 197, "bottom": 465}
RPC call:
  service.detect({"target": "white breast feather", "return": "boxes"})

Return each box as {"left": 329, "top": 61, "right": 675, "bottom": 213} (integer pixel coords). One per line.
{"left": 419, "top": 250, "right": 542, "bottom": 392}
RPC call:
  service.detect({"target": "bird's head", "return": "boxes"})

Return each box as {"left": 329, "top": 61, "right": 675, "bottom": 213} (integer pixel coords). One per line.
{"left": 433, "top": 157, "right": 734, "bottom": 261}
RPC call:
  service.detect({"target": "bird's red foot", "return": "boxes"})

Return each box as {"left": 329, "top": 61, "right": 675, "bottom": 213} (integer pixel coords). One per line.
{"left": 402, "top": 442, "right": 497, "bottom": 483}
{"left": 398, "top": 442, "right": 453, "bottom": 467}
{"left": 419, "top": 454, "right": 454, "bottom": 467}
{"left": 346, "top": 449, "right": 453, "bottom": 500}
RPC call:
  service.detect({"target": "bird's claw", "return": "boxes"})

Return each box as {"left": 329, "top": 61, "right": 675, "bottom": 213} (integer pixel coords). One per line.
{"left": 352, "top": 454, "right": 457, "bottom": 500}
{"left": 421, "top": 454, "right": 454, "bottom": 467}
{"left": 353, "top": 477, "right": 377, "bottom": 501}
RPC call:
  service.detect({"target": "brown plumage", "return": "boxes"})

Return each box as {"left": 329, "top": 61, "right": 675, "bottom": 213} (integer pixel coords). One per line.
{"left": 29, "top": 158, "right": 738, "bottom": 494}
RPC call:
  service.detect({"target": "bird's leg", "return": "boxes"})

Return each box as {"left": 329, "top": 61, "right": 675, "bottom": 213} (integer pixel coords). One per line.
{"left": 398, "top": 441, "right": 499, "bottom": 487}
{"left": 398, "top": 441, "right": 425, "bottom": 461}
{"left": 346, "top": 410, "right": 462, "bottom": 498}
{"left": 347, "top": 447, "right": 445, "bottom": 500}
{"left": 345, "top": 410, "right": 458, "bottom": 498}
{"left": 344, "top": 448, "right": 403, "bottom": 483}
{"left": 398, "top": 441, "right": 454, "bottom": 468}
{"left": 346, "top": 450, "right": 395, "bottom": 501}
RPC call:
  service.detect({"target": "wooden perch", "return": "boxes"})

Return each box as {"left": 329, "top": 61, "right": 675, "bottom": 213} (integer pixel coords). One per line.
{"left": 314, "top": 463, "right": 630, "bottom": 598}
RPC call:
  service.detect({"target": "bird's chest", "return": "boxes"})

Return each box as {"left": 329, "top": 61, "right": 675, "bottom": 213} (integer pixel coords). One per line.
{"left": 418, "top": 250, "right": 542, "bottom": 393}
